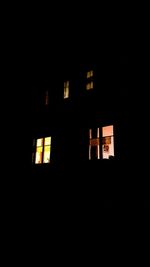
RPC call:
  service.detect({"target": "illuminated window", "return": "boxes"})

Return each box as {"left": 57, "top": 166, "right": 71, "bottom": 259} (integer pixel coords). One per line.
{"left": 34, "top": 137, "right": 51, "bottom": 164}
{"left": 89, "top": 125, "right": 115, "bottom": 160}
{"left": 102, "top": 125, "right": 114, "bottom": 159}
{"left": 45, "top": 90, "right": 49, "bottom": 105}
{"left": 87, "top": 70, "right": 93, "bottom": 79}
{"left": 86, "top": 70, "right": 94, "bottom": 90}
{"left": 64, "top": 81, "right": 69, "bottom": 99}
{"left": 43, "top": 137, "right": 51, "bottom": 163}
{"left": 89, "top": 128, "right": 100, "bottom": 160}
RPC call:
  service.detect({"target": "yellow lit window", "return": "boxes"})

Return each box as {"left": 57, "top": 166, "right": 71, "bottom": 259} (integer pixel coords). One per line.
{"left": 86, "top": 83, "right": 91, "bottom": 90}
{"left": 64, "top": 81, "right": 69, "bottom": 99}
{"left": 43, "top": 137, "right": 51, "bottom": 163}
{"left": 86, "top": 70, "right": 94, "bottom": 90}
{"left": 35, "top": 139, "right": 43, "bottom": 164}
{"left": 87, "top": 70, "right": 93, "bottom": 79}
{"left": 86, "top": 81, "right": 93, "bottom": 90}
{"left": 34, "top": 137, "right": 51, "bottom": 164}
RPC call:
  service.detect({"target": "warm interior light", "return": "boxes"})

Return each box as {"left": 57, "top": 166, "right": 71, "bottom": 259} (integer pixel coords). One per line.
{"left": 64, "top": 81, "right": 69, "bottom": 98}
{"left": 43, "top": 137, "right": 51, "bottom": 163}
{"left": 102, "top": 125, "right": 114, "bottom": 159}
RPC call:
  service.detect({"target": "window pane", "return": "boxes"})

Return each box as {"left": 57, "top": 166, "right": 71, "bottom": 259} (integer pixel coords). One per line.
{"left": 89, "top": 138, "right": 100, "bottom": 146}
{"left": 92, "top": 128, "right": 98, "bottom": 138}
{"left": 89, "top": 128, "right": 100, "bottom": 160}
{"left": 43, "top": 146, "right": 51, "bottom": 163}
{"left": 86, "top": 83, "right": 90, "bottom": 90}
{"left": 36, "top": 147, "right": 43, "bottom": 152}
{"left": 102, "top": 136, "right": 114, "bottom": 159}
{"left": 35, "top": 151, "right": 42, "bottom": 164}
{"left": 37, "top": 138, "right": 43, "bottom": 147}
{"left": 102, "top": 125, "right": 113, "bottom": 137}
{"left": 45, "top": 137, "right": 51, "bottom": 145}
{"left": 64, "top": 87, "right": 69, "bottom": 98}
{"left": 87, "top": 71, "right": 90, "bottom": 78}
{"left": 90, "top": 70, "right": 93, "bottom": 77}
{"left": 91, "top": 146, "right": 99, "bottom": 160}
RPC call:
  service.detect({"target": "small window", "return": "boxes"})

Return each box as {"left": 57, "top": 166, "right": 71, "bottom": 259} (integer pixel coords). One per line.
{"left": 43, "top": 137, "right": 51, "bottom": 163}
{"left": 33, "top": 137, "right": 51, "bottom": 164}
{"left": 89, "top": 125, "right": 115, "bottom": 160}
{"left": 64, "top": 81, "right": 69, "bottom": 99}
{"left": 89, "top": 128, "right": 100, "bottom": 160}
{"left": 35, "top": 138, "right": 43, "bottom": 164}
{"left": 87, "top": 70, "right": 93, "bottom": 79}
{"left": 102, "top": 125, "right": 114, "bottom": 159}
{"left": 86, "top": 70, "right": 94, "bottom": 90}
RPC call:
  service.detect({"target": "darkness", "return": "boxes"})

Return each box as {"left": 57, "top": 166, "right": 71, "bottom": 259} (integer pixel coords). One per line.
{"left": 10, "top": 9, "right": 149, "bottom": 210}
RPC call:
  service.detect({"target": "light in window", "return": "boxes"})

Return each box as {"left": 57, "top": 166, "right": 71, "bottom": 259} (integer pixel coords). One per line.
{"left": 64, "top": 81, "right": 69, "bottom": 99}
{"left": 43, "top": 137, "right": 51, "bottom": 163}
{"left": 102, "top": 125, "right": 114, "bottom": 159}
{"left": 35, "top": 140, "right": 43, "bottom": 164}
{"left": 87, "top": 70, "right": 93, "bottom": 79}
{"left": 89, "top": 128, "right": 100, "bottom": 160}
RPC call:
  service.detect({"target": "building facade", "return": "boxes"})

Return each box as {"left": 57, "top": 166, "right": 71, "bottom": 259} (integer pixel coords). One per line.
{"left": 31, "top": 55, "right": 129, "bottom": 181}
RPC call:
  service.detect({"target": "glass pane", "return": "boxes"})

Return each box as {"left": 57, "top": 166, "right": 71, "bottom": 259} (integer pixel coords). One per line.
{"left": 102, "top": 125, "right": 113, "bottom": 137}
{"left": 90, "top": 70, "right": 93, "bottom": 77}
{"left": 89, "top": 138, "right": 100, "bottom": 146}
{"left": 91, "top": 146, "right": 98, "bottom": 160}
{"left": 86, "top": 83, "right": 92, "bottom": 90}
{"left": 64, "top": 87, "right": 69, "bottom": 98}
{"left": 92, "top": 128, "right": 98, "bottom": 138}
{"left": 90, "top": 81, "right": 93, "bottom": 89}
{"left": 43, "top": 146, "right": 51, "bottom": 163}
{"left": 102, "top": 136, "right": 114, "bottom": 159}
{"left": 36, "top": 146, "right": 43, "bottom": 153}
{"left": 37, "top": 138, "right": 43, "bottom": 147}
{"left": 45, "top": 137, "right": 51, "bottom": 145}
{"left": 35, "top": 151, "right": 42, "bottom": 164}
{"left": 87, "top": 71, "right": 90, "bottom": 78}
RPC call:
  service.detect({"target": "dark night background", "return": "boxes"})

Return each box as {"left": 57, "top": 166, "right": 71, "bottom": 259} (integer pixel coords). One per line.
{"left": 7, "top": 6, "right": 149, "bottom": 210}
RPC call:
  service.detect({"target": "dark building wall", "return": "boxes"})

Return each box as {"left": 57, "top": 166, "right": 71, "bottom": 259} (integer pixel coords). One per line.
{"left": 31, "top": 56, "right": 129, "bottom": 177}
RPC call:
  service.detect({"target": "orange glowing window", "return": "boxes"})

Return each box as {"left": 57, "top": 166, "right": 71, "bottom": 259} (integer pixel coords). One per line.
{"left": 34, "top": 137, "right": 51, "bottom": 164}
{"left": 89, "top": 125, "right": 115, "bottom": 160}
{"left": 64, "top": 81, "right": 69, "bottom": 99}
{"left": 102, "top": 125, "right": 114, "bottom": 159}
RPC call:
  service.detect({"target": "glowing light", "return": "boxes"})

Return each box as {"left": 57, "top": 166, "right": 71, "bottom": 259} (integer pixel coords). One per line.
{"left": 64, "top": 81, "right": 69, "bottom": 99}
